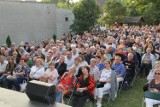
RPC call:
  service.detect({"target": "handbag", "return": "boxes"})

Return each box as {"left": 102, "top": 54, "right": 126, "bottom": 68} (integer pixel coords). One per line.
{"left": 73, "top": 90, "right": 88, "bottom": 97}
{"left": 96, "top": 81, "right": 105, "bottom": 88}
{"left": 20, "top": 80, "right": 27, "bottom": 91}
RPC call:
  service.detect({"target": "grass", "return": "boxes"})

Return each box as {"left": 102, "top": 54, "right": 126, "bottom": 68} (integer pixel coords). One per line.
{"left": 84, "top": 77, "right": 147, "bottom": 107}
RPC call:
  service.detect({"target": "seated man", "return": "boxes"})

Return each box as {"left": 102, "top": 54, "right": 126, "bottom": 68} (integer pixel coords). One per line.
{"left": 0, "top": 55, "right": 8, "bottom": 77}
{"left": 111, "top": 55, "right": 126, "bottom": 89}
{"left": 123, "top": 53, "right": 135, "bottom": 87}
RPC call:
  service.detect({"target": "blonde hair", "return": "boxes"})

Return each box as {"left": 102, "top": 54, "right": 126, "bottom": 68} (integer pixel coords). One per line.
{"left": 35, "top": 58, "right": 43, "bottom": 65}
{"left": 48, "top": 61, "right": 55, "bottom": 66}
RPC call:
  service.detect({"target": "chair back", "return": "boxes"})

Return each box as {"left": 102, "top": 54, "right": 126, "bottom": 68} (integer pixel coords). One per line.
{"left": 144, "top": 91, "right": 160, "bottom": 101}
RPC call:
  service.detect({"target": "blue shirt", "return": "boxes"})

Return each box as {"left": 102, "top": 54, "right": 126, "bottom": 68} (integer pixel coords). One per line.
{"left": 96, "top": 62, "right": 105, "bottom": 71}
{"left": 111, "top": 63, "right": 126, "bottom": 78}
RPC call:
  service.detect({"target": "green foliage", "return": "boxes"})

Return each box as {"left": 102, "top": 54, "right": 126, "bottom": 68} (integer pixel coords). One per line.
{"left": 102, "top": 0, "right": 126, "bottom": 25}
{"left": 57, "top": 1, "right": 74, "bottom": 9}
{"left": 124, "top": 0, "right": 160, "bottom": 25}
{"left": 6, "top": 35, "right": 12, "bottom": 48}
{"left": 70, "top": 0, "right": 100, "bottom": 34}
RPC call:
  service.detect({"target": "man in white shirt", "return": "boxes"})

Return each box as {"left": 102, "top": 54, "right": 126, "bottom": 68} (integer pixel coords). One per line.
{"left": 0, "top": 55, "right": 8, "bottom": 76}
{"left": 65, "top": 51, "right": 74, "bottom": 70}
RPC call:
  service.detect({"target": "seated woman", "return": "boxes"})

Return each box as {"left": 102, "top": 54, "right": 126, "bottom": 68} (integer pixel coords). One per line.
{"left": 40, "top": 61, "right": 59, "bottom": 85}
{"left": 57, "top": 67, "right": 76, "bottom": 95}
{"left": 94, "top": 60, "right": 112, "bottom": 107}
{"left": 143, "top": 61, "right": 160, "bottom": 92}
{"left": 72, "top": 66, "right": 95, "bottom": 107}
{"left": 145, "top": 69, "right": 160, "bottom": 107}
{"left": 29, "top": 58, "right": 45, "bottom": 80}
{"left": 7, "top": 58, "right": 30, "bottom": 91}
{"left": 89, "top": 58, "right": 100, "bottom": 82}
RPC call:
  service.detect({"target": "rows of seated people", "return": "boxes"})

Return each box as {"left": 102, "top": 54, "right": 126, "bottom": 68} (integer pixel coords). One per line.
{"left": 0, "top": 25, "right": 160, "bottom": 107}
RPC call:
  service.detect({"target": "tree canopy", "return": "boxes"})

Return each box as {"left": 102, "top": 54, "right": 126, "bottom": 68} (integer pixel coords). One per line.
{"left": 101, "top": 0, "right": 160, "bottom": 25}
{"left": 70, "top": 0, "right": 100, "bottom": 34}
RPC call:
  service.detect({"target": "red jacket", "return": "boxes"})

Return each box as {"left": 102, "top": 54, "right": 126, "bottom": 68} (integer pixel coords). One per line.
{"left": 77, "top": 74, "right": 95, "bottom": 98}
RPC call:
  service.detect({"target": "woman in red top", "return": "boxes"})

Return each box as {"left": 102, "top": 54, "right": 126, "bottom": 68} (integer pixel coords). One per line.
{"left": 57, "top": 67, "right": 76, "bottom": 96}
{"left": 72, "top": 66, "right": 95, "bottom": 107}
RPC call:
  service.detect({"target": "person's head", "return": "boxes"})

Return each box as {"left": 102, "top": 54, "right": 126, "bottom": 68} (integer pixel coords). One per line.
{"left": 4, "top": 50, "right": 9, "bottom": 57}
{"left": 74, "top": 57, "right": 80, "bottom": 66}
{"left": 90, "top": 58, "right": 96, "bottom": 66}
{"left": 35, "top": 58, "right": 43, "bottom": 67}
{"left": 12, "top": 51, "right": 18, "bottom": 57}
{"left": 62, "top": 49, "right": 67, "bottom": 55}
{"left": 48, "top": 61, "right": 55, "bottom": 70}
{"left": 0, "top": 47, "right": 5, "bottom": 53}
{"left": 8, "top": 56, "right": 14, "bottom": 64}
{"left": 71, "top": 47, "right": 77, "bottom": 54}
{"left": 86, "top": 48, "right": 91, "bottom": 55}
{"left": 24, "top": 52, "right": 30, "bottom": 59}
{"left": 68, "top": 67, "right": 76, "bottom": 75}
{"left": 154, "top": 69, "right": 160, "bottom": 80}
{"left": 81, "top": 66, "right": 90, "bottom": 75}
{"left": 104, "top": 60, "right": 111, "bottom": 68}
{"left": 114, "top": 55, "right": 121, "bottom": 64}
{"left": 30, "top": 46, "right": 35, "bottom": 51}
{"left": 20, "top": 58, "right": 26, "bottom": 66}
{"left": 59, "top": 55, "right": 65, "bottom": 64}
{"left": 37, "top": 49, "right": 42, "bottom": 54}
{"left": 146, "top": 48, "right": 152, "bottom": 54}
{"left": 154, "top": 61, "right": 160, "bottom": 69}
{"left": 95, "top": 55, "right": 101, "bottom": 63}
{"left": 66, "top": 51, "right": 72, "bottom": 59}
{"left": 78, "top": 54, "right": 85, "bottom": 62}
{"left": 0, "top": 55, "right": 5, "bottom": 63}
{"left": 128, "top": 53, "right": 134, "bottom": 61}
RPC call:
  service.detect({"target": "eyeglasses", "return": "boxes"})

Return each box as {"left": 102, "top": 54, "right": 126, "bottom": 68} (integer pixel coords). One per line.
{"left": 155, "top": 73, "right": 160, "bottom": 75}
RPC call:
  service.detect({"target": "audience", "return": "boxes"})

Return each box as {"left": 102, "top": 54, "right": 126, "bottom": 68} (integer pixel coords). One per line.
{"left": 1, "top": 25, "right": 160, "bottom": 106}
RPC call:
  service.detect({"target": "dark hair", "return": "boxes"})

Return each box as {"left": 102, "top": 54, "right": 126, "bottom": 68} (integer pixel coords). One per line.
{"left": 82, "top": 66, "right": 90, "bottom": 73}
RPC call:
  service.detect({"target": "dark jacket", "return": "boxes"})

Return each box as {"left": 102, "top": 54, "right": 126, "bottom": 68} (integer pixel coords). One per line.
{"left": 55, "top": 62, "right": 67, "bottom": 77}
{"left": 77, "top": 74, "right": 95, "bottom": 99}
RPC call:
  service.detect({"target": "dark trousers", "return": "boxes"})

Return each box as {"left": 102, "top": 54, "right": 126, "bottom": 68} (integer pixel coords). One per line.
{"left": 124, "top": 71, "right": 135, "bottom": 85}
{"left": 72, "top": 93, "right": 89, "bottom": 107}
{"left": 7, "top": 77, "right": 26, "bottom": 91}
{"left": 0, "top": 75, "right": 8, "bottom": 88}
{"left": 139, "top": 63, "right": 152, "bottom": 76}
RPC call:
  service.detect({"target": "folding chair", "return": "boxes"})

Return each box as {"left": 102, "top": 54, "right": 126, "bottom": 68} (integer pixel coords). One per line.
{"left": 142, "top": 91, "right": 160, "bottom": 107}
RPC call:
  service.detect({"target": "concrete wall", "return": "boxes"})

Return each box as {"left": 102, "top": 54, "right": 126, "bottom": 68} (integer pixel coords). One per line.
{"left": 0, "top": 1, "right": 74, "bottom": 45}
{"left": 56, "top": 8, "right": 74, "bottom": 37}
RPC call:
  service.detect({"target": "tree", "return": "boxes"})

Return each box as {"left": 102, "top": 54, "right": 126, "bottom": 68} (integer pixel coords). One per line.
{"left": 124, "top": 0, "right": 160, "bottom": 25}
{"left": 70, "top": 0, "right": 100, "bottom": 34}
{"left": 102, "top": 0, "right": 126, "bottom": 25}
{"left": 6, "top": 35, "right": 12, "bottom": 48}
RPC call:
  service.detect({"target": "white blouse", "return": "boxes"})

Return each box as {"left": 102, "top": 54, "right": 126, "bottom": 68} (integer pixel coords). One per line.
{"left": 30, "top": 66, "right": 45, "bottom": 79}
{"left": 99, "top": 69, "right": 112, "bottom": 81}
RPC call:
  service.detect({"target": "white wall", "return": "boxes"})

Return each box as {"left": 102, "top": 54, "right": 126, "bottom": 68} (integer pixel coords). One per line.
{"left": 0, "top": 1, "right": 74, "bottom": 45}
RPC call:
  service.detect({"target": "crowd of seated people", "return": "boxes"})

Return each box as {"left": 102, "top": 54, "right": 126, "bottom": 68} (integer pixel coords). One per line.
{"left": 0, "top": 25, "right": 160, "bottom": 107}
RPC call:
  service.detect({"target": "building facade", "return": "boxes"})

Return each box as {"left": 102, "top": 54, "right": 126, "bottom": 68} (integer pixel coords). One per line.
{"left": 0, "top": 1, "right": 74, "bottom": 45}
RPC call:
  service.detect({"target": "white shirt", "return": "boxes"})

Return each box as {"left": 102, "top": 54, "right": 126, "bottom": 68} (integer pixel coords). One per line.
{"left": 65, "top": 57, "right": 74, "bottom": 70}
{"left": 71, "top": 64, "right": 81, "bottom": 76}
{"left": 0, "top": 60, "right": 8, "bottom": 73}
{"left": 44, "top": 68, "right": 59, "bottom": 85}
{"left": 99, "top": 69, "right": 112, "bottom": 81}
{"left": 30, "top": 66, "right": 45, "bottom": 79}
